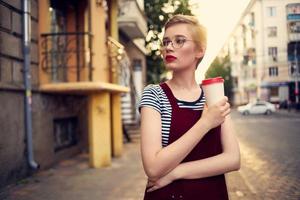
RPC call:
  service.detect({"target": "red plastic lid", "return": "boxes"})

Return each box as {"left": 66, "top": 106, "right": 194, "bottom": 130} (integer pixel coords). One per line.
{"left": 202, "top": 77, "right": 224, "bottom": 85}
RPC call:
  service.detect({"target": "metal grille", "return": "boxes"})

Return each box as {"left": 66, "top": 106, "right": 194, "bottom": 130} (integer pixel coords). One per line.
{"left": 41, "top": 32, "right": 93, "bottom": 82}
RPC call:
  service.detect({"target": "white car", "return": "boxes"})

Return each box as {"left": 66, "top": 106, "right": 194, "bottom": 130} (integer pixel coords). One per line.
{"left": 237, "top": 101, "right": 276, "bottom": 115}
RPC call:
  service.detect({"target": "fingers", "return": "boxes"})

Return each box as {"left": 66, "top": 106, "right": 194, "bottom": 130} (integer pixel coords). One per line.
{"left": 146, "top": 179, "right": 161, "bottom": 192}
{"left": 221, "top": 102, "right": 231, "bottom": 116}
{"left": 147, "top": 185, "right": 160, "bottom": 192}
{"left": 146, "top": 180, "right": 155, "bottom": 188}
{"left": 221, "top": 102, "right": 230, "bottom": 112}
{"left": 216, "top": 96, "right": 228, "bottom": 106}
{"left": 222, "top": 107, "right": 231, "bottom": 117}
{"left": 146, "top": 180, "right": 159, "bottom": 192}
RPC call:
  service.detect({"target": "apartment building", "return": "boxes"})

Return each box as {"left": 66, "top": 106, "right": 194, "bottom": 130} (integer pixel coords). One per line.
{"left": 223, "top": 0, "right": 300, "bottom": 105}
{"left": 0, "top": 0, "right": 146, "bottom": 188}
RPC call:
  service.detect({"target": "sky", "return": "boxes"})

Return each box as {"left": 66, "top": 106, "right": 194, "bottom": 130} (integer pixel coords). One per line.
{"left": 189, "top": 0, "right": 251, "bottom": 82}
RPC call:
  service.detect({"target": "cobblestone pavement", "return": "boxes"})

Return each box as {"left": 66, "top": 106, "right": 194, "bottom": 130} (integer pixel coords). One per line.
{"left": 1, "top": 109, "right": 298, "bottom": 200}
{"left": 232, "top": 110, "right": 300, "bottom": 200}
{"left": 0, "top": 133, "right": 256, "bottom": 200}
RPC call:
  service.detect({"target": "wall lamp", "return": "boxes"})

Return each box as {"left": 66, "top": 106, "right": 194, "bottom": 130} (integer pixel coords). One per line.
{"left": 96, "top": 0, "right": 104, "bottom": 7}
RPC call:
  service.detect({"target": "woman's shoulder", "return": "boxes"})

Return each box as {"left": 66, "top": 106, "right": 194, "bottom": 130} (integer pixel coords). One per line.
{"left": 142, "top": 84, "right": 164, "bottom": 95}
{"left": 139, "top": 84, "right": 165, "bottom": 113}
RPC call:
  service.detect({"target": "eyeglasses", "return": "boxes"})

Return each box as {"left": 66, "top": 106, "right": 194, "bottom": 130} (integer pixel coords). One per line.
{"left": 161, "top": 36, "right": 194, "bottom": 49}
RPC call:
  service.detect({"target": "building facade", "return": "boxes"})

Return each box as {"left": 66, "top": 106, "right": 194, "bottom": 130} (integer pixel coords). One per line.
{"left": 0, "top": 0, "right": 146, "bottom": 189}
{"left": 223, "top": 0, "right": 300, "bottom": 105}
{"left": 118, "top": 0, "right": 147, "bottom": 128}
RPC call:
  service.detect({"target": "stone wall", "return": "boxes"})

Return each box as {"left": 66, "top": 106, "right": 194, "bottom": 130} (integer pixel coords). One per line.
{"left": 0, "top": 0, "right": 88, "bottom": 189}
{"left": 0, "top": 0, "right": 39, "bottom": 88}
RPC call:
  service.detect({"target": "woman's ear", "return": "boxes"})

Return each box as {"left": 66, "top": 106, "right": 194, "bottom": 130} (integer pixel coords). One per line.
{"left": 195, "top": 47, "right": 205, "bottom": 59}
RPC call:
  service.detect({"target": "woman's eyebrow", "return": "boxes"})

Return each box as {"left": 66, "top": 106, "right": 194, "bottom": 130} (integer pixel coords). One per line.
{"left": 163, "top": 34, "right": 186, "bottom": 39}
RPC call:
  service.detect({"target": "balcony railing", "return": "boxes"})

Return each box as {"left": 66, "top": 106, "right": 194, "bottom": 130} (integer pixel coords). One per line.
{"left": 41, "top": 32, "right": 93, "bottom": 82}
{"left": 107, "top": 36, "right": 126, "bottom": 84}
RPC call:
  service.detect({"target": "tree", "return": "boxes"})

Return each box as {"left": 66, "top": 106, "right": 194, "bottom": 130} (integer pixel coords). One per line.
{"left": 144, "top": 0, "right": 193, "bottom": 84}
{"left": 205, "top": 55, "right": 234, "bottom": 102}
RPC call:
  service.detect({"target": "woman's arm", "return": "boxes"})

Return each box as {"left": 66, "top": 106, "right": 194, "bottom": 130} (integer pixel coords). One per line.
{"left": 146, "top": 115, "right": 240, "bottom": 192}
{"left": 172, "top": 115, "right": 240, "bottom": 180}
{"left": 140, "top": 97, "right": 230, "bottom": 181}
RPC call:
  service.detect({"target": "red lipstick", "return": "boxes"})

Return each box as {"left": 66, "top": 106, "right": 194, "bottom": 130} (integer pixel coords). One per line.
{"left": 165, "top": 55, "right": 177, "bottom": 62}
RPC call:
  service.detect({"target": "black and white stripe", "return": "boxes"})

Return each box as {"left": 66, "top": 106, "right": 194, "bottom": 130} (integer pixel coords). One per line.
{"left": 139, "top": 84, "right": 205, "bottom": 147}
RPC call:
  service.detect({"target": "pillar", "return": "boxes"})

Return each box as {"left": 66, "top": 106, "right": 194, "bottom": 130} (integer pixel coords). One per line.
{"left": 88, "top": 92, "right": 111, "bottom": 167}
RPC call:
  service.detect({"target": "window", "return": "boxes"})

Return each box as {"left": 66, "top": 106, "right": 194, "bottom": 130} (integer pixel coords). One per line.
{"left": 290, "top": 62, "right": 300, "bottom": 75}
{"left": 268, "top": 47, "right": 278, "bottom": 62}
{"left": 250, "top": 12, "right": 255, "bottom": 26}
{"left": 242, "top": 25, "right": 247, "bottom": 48}
{"left": 270, "top": 87, "right": 279, "bottom": 96}
{"left": 233, "top": 77, "right": 238, "bottom": 87}
{"left": 251, "top": 29, "right": 256, "bottom": 39}
{"left": 269, "top": 66, "right": 278, "bottom": 77}
{"left": 288, "top": 21, "right": 300, "bottom": 33}
{"left": 53, "top": 117, "right": 78, "bottom": 152}
{"left": 267, "top": 7, "right": 276, "bottom": 17}
{"left": 133, "top": 59, "right": 142, "bottom": 71}
{"left": 267, "top": 26, "right": 277, "bottom": 37}
{"left": 252, "top": 68, "right": 256, "bottom": 78}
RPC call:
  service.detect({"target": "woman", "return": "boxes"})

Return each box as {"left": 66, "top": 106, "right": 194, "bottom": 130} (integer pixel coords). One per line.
{"left": 139, "top": 15, "right": 240, "bottom": 199}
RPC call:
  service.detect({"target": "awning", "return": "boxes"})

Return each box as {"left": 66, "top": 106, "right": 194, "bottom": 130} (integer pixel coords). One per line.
{"left": 260, "top": 82, "right": 289, "bottom": 88}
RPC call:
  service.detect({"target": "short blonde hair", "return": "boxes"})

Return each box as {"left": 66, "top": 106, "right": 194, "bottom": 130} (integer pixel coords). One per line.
{"left": 164, "top": 14, "right": 207, "bottom": 51}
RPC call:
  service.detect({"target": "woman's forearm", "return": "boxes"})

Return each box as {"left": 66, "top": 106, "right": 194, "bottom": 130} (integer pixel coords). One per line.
{"left": 143, "top": 118, "right": 210, "bottom": 180}
{"left": 173, "top": 152, "right": 240, "bottom": 180}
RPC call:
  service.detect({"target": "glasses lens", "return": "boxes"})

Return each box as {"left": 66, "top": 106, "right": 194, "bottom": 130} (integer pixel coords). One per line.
{"left": 162, "top": 39, "right": 171, "bottom": 48}
{"left": 161, "top": 37, "right": 188, "bottom": 49}
{"left": 173, "top": 37, "right": 186, "bottom": 48}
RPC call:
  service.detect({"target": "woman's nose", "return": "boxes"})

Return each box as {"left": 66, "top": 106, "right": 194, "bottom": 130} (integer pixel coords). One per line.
{"left": 165, "top": 41, "right": 174, "bottom": 50}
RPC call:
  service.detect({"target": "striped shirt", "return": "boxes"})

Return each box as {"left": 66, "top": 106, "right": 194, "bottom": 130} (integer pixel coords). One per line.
{"left": 139, "top": 84, "right": 206, "bottom": 147}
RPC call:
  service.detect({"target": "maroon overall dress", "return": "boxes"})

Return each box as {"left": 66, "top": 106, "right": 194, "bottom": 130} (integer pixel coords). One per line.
{"left": 144, "top": 83, "right": 228, "bottom": 200}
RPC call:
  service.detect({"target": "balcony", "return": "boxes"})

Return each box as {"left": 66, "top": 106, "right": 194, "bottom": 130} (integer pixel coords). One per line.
{"left": 118, "top": 0, "right": 147, "bottom": 39}
{"left": 40, "top": 32, "right": 129, "bottom": 95}
{"left": 242, "top": 48, "right": 256, "bottom": 66}
{"left": 41, "top": 32, "right": 93, "bottom": 83}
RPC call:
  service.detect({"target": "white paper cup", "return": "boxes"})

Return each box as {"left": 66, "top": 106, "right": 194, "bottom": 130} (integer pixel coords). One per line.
{"left": 202, "top": 77, "right": 225, "bottom": 107}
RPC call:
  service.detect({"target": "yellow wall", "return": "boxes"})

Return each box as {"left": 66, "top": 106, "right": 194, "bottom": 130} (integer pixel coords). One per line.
{"left": 38, "top": 0, "right": 51, "bottom": 84}
{"left": 90, "top": 0, "right": 109, "bottom": 82}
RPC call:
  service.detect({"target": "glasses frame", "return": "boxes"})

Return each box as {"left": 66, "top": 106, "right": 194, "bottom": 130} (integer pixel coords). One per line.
{"left": 160, "top": 36, "right": 195, "bottom": 50}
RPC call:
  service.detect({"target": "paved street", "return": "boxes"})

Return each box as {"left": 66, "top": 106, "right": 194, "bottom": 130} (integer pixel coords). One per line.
{"left": 0, "top": 110, "right": 299, "bottom": 200}
{"left": 231, "top": 109, "right": 300, "bottom": 200}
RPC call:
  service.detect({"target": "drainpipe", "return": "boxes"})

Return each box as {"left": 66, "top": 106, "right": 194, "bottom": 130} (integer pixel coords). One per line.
{"left": 23, "top": 0, "right": 39, "bottom": 170}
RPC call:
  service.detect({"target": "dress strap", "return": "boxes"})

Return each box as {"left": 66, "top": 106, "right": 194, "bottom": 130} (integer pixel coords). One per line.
{"left": 159, "top": 82, "right": 179, "bottom": 109}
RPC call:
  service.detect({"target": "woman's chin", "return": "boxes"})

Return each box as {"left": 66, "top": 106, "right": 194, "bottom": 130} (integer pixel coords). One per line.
{"left": 165, "top": 63, "right": 177, "bottom": 70}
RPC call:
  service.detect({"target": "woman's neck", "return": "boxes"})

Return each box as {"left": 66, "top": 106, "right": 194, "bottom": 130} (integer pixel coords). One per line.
{"left": 168, "top": 71, "right": 198, "bottom": 90}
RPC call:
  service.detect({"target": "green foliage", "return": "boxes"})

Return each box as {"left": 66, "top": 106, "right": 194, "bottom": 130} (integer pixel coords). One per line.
{"left": 205, "top": 55, "right": 234, "bottom": 101}
{"left": 144, "top": 0, "right": 193, "bottom": 84}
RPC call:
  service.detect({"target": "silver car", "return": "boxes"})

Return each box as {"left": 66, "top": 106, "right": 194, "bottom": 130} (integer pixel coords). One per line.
{"left": 237, "top": 101, "right": 276, "bottom": 115}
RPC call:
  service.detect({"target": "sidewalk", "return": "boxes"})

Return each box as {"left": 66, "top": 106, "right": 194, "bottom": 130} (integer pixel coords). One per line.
{"left": 276, "top": 108, "right": 300, "bottom": 117}
{"left": 0, "top": 134, "right": 257, "bottom": 200}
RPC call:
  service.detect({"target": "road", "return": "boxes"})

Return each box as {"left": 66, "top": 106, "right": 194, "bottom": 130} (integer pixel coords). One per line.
{"left": 231, "top": 110, "right": 300, "bottom": 200}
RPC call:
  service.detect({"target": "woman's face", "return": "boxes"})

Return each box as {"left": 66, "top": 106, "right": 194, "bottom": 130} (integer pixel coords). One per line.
{"left": 161, "top": 23, "right": 203, "bottom": 72}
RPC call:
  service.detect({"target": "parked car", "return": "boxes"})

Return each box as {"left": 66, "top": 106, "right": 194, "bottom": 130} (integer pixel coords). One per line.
{"left": 237, "top": 101, "right": 276, "bottom": 115}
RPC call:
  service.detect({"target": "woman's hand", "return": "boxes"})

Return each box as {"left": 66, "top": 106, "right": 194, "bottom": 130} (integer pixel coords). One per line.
{"left": 201, "top": 96, "right": 231, "bottom": 129}
{"left": 146, "top": 171, "right": 176, "bottom": 192}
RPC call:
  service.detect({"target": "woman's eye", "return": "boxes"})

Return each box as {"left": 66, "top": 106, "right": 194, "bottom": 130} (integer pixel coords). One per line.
{"left": 175, "top": 38, "right": 185, "bottom": 44}
{"left": 163, "top": 40, "right": 171, "bottom": 46}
